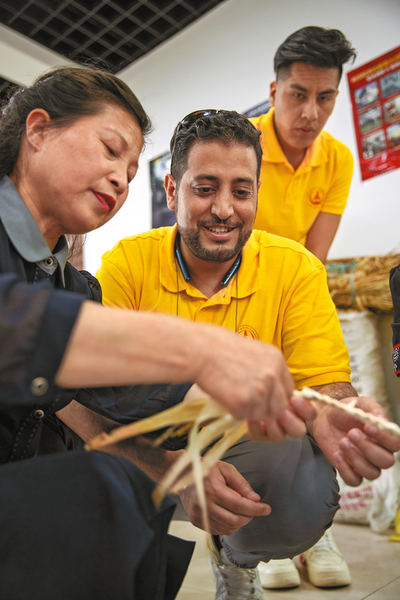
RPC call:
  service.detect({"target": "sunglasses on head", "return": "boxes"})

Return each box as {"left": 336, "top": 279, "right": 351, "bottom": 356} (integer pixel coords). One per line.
{"left": 171, "top": 109, "right": 253, "bottom": 159}
{"left": 173, "top": 109, "right": 228, "bottom": 137}
{"left": 175, "top": 109, "right": 251, "bottom": 133}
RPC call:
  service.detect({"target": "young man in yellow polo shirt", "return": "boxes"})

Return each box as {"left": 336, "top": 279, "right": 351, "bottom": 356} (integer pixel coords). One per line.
{"left": 96, "top": 111, "right": 399, "bottom": 599}
{"left": 249, "top": 26, "right": 357, "bottom": 587}
{"left": 250, "top": 26, "right": 357, "bottom": 264}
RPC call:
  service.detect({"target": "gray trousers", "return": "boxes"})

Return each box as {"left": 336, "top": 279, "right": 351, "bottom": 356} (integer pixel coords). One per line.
{"left": 217, "top": 434, "right": 340, "bottom": 568}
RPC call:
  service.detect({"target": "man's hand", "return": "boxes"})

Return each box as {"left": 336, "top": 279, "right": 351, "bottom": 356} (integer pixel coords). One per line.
{"left": 177, "top": 460, "right": 271, "bottom": 535}
{"left": 310, "top": 391, "right": 400, "bottom": 486}
{"left": 195, "top": 334, "right": 294, "bottom": 424}
{"left": 247, "top": 393, "right": 317, "bottom": 441}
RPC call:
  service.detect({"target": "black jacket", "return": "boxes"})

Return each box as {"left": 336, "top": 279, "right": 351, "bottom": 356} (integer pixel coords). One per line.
{"left": 0, "top": 177, "right": 191, "bottom": 463}
{"left": 0, "top": 221, "right": 100, "bottom": 461}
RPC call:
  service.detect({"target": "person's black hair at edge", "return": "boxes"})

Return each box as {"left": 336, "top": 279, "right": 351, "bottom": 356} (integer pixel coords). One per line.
{"left": 274, "top": 26, "right": 357, "bottom": 83}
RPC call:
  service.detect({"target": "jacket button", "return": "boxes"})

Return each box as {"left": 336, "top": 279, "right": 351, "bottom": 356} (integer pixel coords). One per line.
{"left": 30, "top": 377, "right": 49, "bottom": 396}
{"left": 34, "top": 409, "right": 45, "bottom": 419}
{"left": 45, "top": 257, "right": 54, "bottom": 266}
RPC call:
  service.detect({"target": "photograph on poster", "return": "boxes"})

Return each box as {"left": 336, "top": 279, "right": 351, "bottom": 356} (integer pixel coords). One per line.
{"left": 362, "top": 129, "right": 387, "bottom": 159}
{"left": 384, "top": 95, "right": 400, "bottom": 123}
{"left": 354, "top": 82, "right": 379, "bottom": 109}
{"left": 387, "top": 122, "right": 400, "bottom": 148}
{"left": 358, "top": 106, "right": 382, "bottom": 134}
{"left": 347, "top": 44, "right": 400, "bottom": 180}
{"left": 380, "top": 69, "right": 400, "bottom": 98}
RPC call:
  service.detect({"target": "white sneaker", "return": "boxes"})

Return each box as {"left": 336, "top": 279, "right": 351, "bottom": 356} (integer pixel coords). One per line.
{"left": 300, "top": 529, "right": 351, "bottom": 587}
{"left": 258, "top": 559, "right": 300, "bottom": 589}
{"left": 207, "top": 535, "right": 264, "bottom": 599}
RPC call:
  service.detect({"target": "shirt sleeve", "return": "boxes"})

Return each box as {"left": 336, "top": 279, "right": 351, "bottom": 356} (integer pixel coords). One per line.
{"left": 282, "top": 262, "right": 351, "bottom": 388}
{"left": 76, "top": 382, "right": 193, "bottom": 422}
{"left": 96, "top": 245, "right": 139, "bottom": 310}
{"left": 0, "top": 273, "right": 85, "bottom": 409}
{"left": 75, "top": 382, "right": 193, "bottom": 450}
{"left": 321, "top": 145, "right": 354, "bottom": 215}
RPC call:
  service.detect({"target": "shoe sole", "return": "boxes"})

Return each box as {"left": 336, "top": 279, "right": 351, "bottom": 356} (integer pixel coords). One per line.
{"left": 259, "top": 573, "right": 301, "bottom": 589}
{"left": 307, "top": 573, "right": 351, "bottom": 588}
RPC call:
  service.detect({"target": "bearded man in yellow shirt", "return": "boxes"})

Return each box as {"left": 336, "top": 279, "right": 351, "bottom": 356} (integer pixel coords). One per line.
{"left": 94, "top": 111, "right": 399, "bottom": 599}
{"left": 250, "top": 26, "right": 357, "bottom": 264}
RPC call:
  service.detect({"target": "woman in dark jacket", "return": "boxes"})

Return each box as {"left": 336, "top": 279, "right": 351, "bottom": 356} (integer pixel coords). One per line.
{"left": 0, "top": 65, "right": 299, "bottom": 600}
{"left": 0, "top": 65, "right": 196, "bottom": 600}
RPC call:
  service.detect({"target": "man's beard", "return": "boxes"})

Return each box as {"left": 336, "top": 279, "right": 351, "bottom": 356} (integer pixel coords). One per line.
{"left": 177, "top": 217, "right": 252, "bottom": 263}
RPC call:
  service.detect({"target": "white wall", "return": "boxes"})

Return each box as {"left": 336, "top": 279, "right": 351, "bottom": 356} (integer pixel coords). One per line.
{"left": 1, "top": 3, "right": 400, "bottom": 272}
{"left": 0, "top": 23, "right": 73, "bottom": 85}
{"left": 2, "top": 3, "right": 400, "bottom": 418}
{"left": 83, "top": 0, "right": 400, "bottom": 273}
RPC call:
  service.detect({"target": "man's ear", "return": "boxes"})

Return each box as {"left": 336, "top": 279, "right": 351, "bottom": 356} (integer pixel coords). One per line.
{"left": 269, "top": 81, "right": 277, "bottom": 107}
{"left": 165, "top": 173, "right": 177, "bottom": 211}
{"left": 25, "top": 109, "right": 52, "bottom": 151}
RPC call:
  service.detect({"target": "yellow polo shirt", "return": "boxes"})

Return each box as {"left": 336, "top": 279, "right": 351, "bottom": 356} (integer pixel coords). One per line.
{"left": 250, "top": 108, "right": 353, "bottom": 245}
{"left": 97, "top": 226, "right": 350, "bottom": 389}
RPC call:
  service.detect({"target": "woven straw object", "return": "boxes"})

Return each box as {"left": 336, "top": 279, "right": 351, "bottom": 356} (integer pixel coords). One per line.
{"left": 326, "top": 254, "right": 400, "bottom": 313}
{"left": 86, "top": 388, "right": 400, "bottom": 529}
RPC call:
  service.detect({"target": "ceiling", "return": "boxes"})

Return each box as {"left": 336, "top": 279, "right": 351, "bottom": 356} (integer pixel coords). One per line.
{"left": 0, "top": 0, "right": 225, "bottom": 100}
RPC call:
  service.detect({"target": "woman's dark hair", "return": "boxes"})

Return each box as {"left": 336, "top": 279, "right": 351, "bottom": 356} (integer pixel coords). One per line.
{"left": 170, "top": 109, "right": 262, "bottom": 186}
{"left": 274, "top": 26, "right": 357, "bottom": 83}
{"left": 0, "top": 65, "right": 152, "bottom": 178}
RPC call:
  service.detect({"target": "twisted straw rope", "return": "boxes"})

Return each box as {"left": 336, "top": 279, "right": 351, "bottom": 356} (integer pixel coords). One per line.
{"left": 293, "top": 387, "right": 400, "bottom": 439}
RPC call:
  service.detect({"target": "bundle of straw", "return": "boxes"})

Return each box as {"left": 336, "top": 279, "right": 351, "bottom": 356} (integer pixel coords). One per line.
{"left": 326, "top": 254, "right": 400, "bottom": 313}
{"left": 86, "top": 388, "right": 400, "bottom": 531}
{"left": 86, "top": 398, "right": 247, "bottom": 532}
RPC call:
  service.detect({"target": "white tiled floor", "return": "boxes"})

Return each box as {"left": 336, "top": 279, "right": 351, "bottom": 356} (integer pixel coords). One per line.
{"left": 169, "top": 521, "right": 400, "bottom": 600}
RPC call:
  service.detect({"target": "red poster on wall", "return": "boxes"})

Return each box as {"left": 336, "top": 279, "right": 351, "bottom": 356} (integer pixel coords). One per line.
{"left": 347, "top": 45, "right": 400, "bottom": 181}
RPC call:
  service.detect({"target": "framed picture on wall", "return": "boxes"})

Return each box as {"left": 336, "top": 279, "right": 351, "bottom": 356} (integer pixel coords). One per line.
{"left": 347, "top": 44, "right": 400, "bottom": 181}
{"left": 243, "top": 100, "right": 270, "bottom": 118}
{"left": 149, "top": 150, "right": 175, "bottom": 228}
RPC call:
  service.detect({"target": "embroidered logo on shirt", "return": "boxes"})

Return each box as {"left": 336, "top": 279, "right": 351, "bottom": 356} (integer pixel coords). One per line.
{"left": 308, "top": 188, "right": 325, "bottom": 205}
{"left": 237, "top": 325, "right": 259, "bottom": 340}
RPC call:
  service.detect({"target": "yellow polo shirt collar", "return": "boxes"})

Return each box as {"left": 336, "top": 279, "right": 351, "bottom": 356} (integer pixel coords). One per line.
{"left": 159, "top": 225, "right": 261, "bottom": 302}
{"left": 250, "top": 108, "right": 352, "bottom": 244}
{"left": 256, "top": 107, "right": 328, "bottom": 174}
